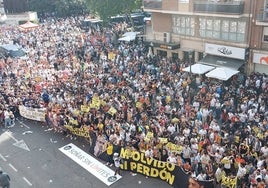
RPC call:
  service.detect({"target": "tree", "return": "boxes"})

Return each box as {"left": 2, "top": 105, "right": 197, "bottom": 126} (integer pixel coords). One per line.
{"left": 85, "top": 0, "right": 142, "bottom": 25}
{"left": 28, "top": 0, "right": 87, "bottom": 17}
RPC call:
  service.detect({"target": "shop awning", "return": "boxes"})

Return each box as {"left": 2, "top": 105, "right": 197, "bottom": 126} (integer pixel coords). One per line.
{"left": 183, "top": 63, "right": 215, "bottom": 74}
{"left": 205, "top": 67, "right": 239, "bottom": 81}
{"left": 199, "top": 54, "right": 244, "bottom": 70}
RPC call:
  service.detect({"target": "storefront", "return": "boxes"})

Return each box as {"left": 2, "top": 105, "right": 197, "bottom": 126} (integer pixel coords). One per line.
{"left": 253, "top": 52, "right": 268, "bottom": 74}
{"left": 200, "top": 43, "right": 247, "bottom": 70}
{"left": 145, "top": 41, "right": 180, "bottom": 58}
{"left": 198, "top": 43, "right": 247, "bottom": 80}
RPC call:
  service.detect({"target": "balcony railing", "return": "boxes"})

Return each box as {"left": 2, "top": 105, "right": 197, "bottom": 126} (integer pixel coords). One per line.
{"left": 193, "top": 0, "right": 245, "bottom": 15}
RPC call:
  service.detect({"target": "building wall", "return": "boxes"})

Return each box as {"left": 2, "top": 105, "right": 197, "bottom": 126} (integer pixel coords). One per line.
{"left": 153, "top": 13, "right": 172, "bottom": 33}
{"left": 162, "top": 0, "right": 178, "bottom": 11}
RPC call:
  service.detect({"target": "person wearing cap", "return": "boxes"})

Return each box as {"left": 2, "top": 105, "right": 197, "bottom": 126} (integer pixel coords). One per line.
{"left": 0, "top": 170, "right": 10, "bottom": 188}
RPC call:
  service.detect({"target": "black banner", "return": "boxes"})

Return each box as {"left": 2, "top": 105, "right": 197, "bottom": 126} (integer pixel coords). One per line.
{"left": 99, "top": 146, "right": 214, "bottom": 188}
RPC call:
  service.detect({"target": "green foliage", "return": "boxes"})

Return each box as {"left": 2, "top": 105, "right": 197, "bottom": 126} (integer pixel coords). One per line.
{"left": 85, "top": 0, "right": 142, "bottom": 24}
{"left": 27, "top": 0, "right": 141, "bottom": 19}
{"left": 27, "top": 0, "right": 88, "bottom": 17}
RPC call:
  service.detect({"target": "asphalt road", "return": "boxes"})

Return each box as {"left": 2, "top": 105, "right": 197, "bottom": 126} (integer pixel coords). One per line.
{"left": 0, "top": 118, "right": 173, "bottom": 188}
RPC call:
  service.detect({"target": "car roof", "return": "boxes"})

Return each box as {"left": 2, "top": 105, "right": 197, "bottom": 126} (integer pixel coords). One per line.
{"left": 0, "top": 44, "right": 21, "bottom": 51}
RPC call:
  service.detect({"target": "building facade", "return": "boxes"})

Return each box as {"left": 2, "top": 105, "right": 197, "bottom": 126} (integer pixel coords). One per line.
{"left": 254, "top": 0, "right": 268, "bottom": 73}
{"left": 143, "top": 0, "right": 268, "bottom": 74}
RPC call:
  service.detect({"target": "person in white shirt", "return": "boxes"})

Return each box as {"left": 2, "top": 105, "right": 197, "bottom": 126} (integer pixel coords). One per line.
{"left": 191, "top": 140, "right": 199, "bottom": 155}
{"left": 260, "top": 145, "right": 268, "bottom": 157}
{"left": 264, "top": 170, "right": 268, "bottom": 185}
{"left": 196, "top": 171, "right": 207, "bottom": 181}
{"left": 4, "top": 109, "right": 11, "bottom": 129}
{"left": 214, "top": 150, "right": 222, "bottom": 164}
{"left": 254, "top": 169, "right": 263, "bottom": 182}
{"left": 198, "top": 128, "right": 207, "bottom": 139}
{"left": 167, "top": 152, "right": 177, "bottom": 164}
{"left": 182, "top": 145, "right": 192, "bottom": 163}
{"left": 145, "top": 146, "right": 153, "bottom": 158}
{"left": 167, "top": 124, "right": 176, "bottom": 135}
{"left": 113, "top": 153, "right": 121, "bottom": 176}
{"left": 200, "top": 152, "right": 211, "bottom": 171}
{"left": 215, "top": 164, "right": 225, "bottom": 185}
{"left": 183, "top": 127, "right": 191, "bottom": 138}
{"left": 236, "top": 163, "right": 247, "bottom": 187}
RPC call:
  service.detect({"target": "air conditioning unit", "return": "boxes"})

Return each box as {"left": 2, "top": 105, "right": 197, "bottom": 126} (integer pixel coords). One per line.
{"left": 163, "top": 32, "right": 171, "bottom": 43}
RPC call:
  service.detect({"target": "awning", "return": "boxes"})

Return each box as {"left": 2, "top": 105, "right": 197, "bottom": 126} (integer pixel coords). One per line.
{"left": 118, "top": 36, "right": 135, "bottom": 42}
{"left": 118, "top": 31, "right": 139, "bottom": 42}
{"left": 205, "top": 67, "right": 239, "bottom": 81}
{"left": 19, "top": 21, "right": 39, "bottom": 30}
{"left": 199, "top": 54, "right": 244, "bottom": 70}
{"left": 183, "top": 63, "right": 215, "bottom": 74}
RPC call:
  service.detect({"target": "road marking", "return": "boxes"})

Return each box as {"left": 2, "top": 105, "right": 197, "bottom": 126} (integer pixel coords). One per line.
{"left": 50, "top": 138, "right": 57, "bottom": 143}
{"left": 13, "top": 140, "right": 30, "bottom": 151}
{"left": 23, "top": 177, "right": 33, "bottom": 186}
{"left": 9, "top": 163, "right": 18, "bottom": 172}
{"left": 4, "top": 131, "right": 18, "bottom": 142}
{"left": 19, "top": 121, "right": 30, "bottom": 129}
{"left": 0, "top": 153, "right": 7, "bottom": 161}
{"left": 4, "top": 131, "right": 30, "bottom": 151}
{"left": 22, "top": 131, "right": 33, "bottom": 135}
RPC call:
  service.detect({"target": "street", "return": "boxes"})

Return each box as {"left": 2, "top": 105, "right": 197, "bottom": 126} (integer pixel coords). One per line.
{"left": 0, "top": 118, "right": 172, "bottom": 188}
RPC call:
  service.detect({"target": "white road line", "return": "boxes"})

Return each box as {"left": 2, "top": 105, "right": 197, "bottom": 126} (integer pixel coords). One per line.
{"left": 4, "top": 131, "right": 19, "bottom": 142}
{"left": 19, "top": 121, "right": 30, "bottom": 129}
{"left": 23, "top": 177, "right": 33, "bottom": 186}
{"left": 0, "top": 153, "right": 7, "bottom": 161}
{"left": 9, "top": 163, "right": 18, "bottom": 172}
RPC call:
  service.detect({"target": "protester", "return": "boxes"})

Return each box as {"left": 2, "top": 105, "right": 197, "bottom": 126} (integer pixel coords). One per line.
{"left": 113, "top": 152, "right": 121, "bottom": 176}
{"left": 0, "top": 169, "right": 10, "bottom": 188}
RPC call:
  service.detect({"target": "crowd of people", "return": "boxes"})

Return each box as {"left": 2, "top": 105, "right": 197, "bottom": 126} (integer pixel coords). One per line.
{"left": 0, "top": 15, "right": 267, "bottom": 188}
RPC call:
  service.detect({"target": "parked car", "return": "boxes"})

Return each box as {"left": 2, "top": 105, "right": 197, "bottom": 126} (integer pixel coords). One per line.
{"left": 0, "top": 44, "right": 28, "bottom": 59}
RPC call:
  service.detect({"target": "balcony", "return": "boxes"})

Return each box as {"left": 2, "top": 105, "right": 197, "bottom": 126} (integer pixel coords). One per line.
{"left": 193, "top": 0, "right": 245, "bottom": 15}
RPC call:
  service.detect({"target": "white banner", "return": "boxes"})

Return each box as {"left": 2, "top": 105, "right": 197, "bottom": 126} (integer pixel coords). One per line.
{"left": 19, "top": 105, "right": 46, "bottom": 122}
{"left": 253, "top": 53, "right": 268, "bottom": 65}
{"left": 205, "top": 43, "right": 245, "bottom": 60}
{"left": 59, "top": 143, "right": 121, "bottom": 186}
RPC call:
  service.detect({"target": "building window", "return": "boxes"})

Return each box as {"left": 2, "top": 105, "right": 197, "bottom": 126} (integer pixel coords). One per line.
{"left": 199, "top": 18, "right": 246, "bottom": 42}
{"left": 263, "top": 27, "right": 268, "bottom": 42}
{"left": 172, "top": 15, "right": 194, "bottom": 36}
{"left": 264, "top": 35, "right": 268, "bottom": 42}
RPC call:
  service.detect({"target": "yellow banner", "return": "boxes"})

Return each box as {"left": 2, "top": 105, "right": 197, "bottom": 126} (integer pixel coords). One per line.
{"left": 108, "top": 106, "right": 117, "bottom": 115}
{"left": 159, "top": 137, "right": 168, "bottom": 144}
{"left": 64, "top": 125, "right": 90, "bottom": 138}
{"left": 165, "top": 142, "right": 182, "bottom": 153}
{"left": 81, "top": 105, "right": 90, "bottom": 113}
{"left": 69, "top": 119, "right": 79, "bottom": 126}
{"left": 90, "top": 96, "right": 101, "bottom": 109}
{"left": 221, "top": 176, "right": 237, "bottom": 188}
{"left": 136, "top": 102, "right": 142, "bottom": 109}
{"left": 108, "top": 52, "right": 116, "bottom": 60}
